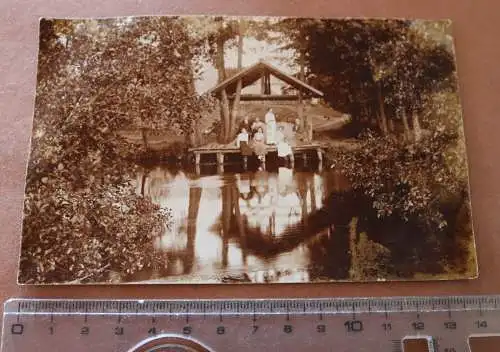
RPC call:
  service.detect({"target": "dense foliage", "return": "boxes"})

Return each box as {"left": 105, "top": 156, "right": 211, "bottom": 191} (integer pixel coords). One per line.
{"left": 270, "top": 18, "right": 473, "bottom": 274}
{"left": 348, "top": 217, "right": 391, "bottom": 281}
{"left": 308, "top": 21, "right": 472, "bottom": 237}
{"left": 19, "top": 17, "right": 204, "bottom": 283}
{"left": 330, "top": 126, "right": 466, "bottom": 229}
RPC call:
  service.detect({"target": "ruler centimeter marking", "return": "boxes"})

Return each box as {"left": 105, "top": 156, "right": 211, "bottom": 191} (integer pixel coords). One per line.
{"left": 7, "top": 296, "right": 500, "bottom": 316}
{"left": 3, "top": 296, "right": 500, "bottom": 352}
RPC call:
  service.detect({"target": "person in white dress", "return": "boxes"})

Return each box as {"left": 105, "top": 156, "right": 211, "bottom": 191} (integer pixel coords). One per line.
{"left": 264, "top": 108, "right": 276, "bottom": 144}
{"left": 276, "top": 126, "right": 293, "bottom": 161}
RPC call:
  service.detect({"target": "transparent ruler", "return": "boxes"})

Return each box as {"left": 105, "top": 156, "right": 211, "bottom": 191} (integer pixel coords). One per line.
{"left": 2, "top": 296, "right": 500, "bottom": 351}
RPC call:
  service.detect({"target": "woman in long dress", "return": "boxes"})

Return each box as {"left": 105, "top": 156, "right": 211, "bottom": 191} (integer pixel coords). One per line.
{"left": 276, "top": 126, "right": 293, "bottom": 163}
{"left": 265, "top": 108, "right": 277, "bottom": 144}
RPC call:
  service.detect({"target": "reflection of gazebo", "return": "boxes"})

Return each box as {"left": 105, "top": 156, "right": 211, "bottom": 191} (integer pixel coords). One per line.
{"left": 190, "top": 61, "right": 328, "bottom": 172}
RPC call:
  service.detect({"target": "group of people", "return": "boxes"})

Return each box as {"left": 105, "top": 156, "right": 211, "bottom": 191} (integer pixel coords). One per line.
{"left": 235, "top": 108, "right": 293, "bottom": 165}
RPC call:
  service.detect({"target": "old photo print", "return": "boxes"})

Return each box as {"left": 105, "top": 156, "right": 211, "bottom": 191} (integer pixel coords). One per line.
{"left": 19, "top": 16, "right": 477, "bottom": 284}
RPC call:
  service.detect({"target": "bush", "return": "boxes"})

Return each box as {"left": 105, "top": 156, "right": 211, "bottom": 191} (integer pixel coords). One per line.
{"left": 19, "top": 180, "right": 171, "bottom": 283}
{"left": 328, "top": 127, "right": 469, "bottom": 231}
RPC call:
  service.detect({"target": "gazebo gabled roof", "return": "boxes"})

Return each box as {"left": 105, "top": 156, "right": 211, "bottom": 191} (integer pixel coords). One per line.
{"left": 206, "top": 60, "right": 324, "bottom": 98}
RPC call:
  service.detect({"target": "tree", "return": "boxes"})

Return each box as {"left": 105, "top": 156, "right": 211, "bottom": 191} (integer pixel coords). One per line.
{"left": 296, "top": 19, "right": 413, "bottom": 136}
{"left": 19, "top": 17, "right": 211, "bottom": 283}
{"left": 183, "top": 17, "right": 237, "bottom": 143}
{"left": 185, "top": 17, "right": 271, "bottom": 143}
{"left": 277, "top": 18, "right": 457, "bottom": 143}
{"left": 228, "top": 19, "right": 245, "bottom": 140}
{"left": 91, "top": 17, "right": 209, "bottom": 150}
{"left": 382, "top": 22, "right": 457, "bottom": 142}
{"left": 269, "top": 18, "right": 325, "bottom": 141}
{"left": 321, "top": 19, "right": 471, "bottom": 241}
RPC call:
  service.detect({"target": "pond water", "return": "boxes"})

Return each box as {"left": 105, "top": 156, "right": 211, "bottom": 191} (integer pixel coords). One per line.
{"left": 124, "top": 161, "right": 468, "bottom": 283}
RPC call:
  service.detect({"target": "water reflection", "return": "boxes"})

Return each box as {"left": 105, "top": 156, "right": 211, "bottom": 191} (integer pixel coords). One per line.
{"left": 124, "top": 159, "right": 473, "bottom": 283}
{"left": 129, "top": 165, "right": 350, "bottom": 283}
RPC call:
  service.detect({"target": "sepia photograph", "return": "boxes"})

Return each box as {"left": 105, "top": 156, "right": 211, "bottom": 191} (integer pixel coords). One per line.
{"left": 18, "top": 15, "right": 477, "bottom": 284}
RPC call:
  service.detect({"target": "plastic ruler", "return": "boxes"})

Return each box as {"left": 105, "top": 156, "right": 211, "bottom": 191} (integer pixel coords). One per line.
{"left": 2, "top": 296, "right": 500, "bottom": 351}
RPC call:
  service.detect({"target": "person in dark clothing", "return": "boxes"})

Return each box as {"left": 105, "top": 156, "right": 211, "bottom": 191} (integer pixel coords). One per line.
{"left": 251, "top": 117, "right": 265, "bottom": 137}
{"left": 236, "top": 127, "right": 253, "bottom": 168}
{"left": 239, "top": 117, "right": 251, "bottom": 136}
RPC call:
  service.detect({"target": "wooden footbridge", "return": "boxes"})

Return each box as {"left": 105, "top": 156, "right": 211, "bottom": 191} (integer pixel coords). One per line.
{"left": 188, "top": 143, "right": 325, "bottom": 173}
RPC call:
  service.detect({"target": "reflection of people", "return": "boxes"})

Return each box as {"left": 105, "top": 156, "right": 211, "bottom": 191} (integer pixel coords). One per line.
{"left": 278, "top": 166, "right": 294, "bottom": 195}
{"left": 252, "top": 169, "right": 270, "bottom": 202}
{"left": 265, "top": 108, "right": 276, "bottom": 144}
{"left": 253, "top": 127, "right": 267, "bottom": 164}
{"left": 237, "top": 175, "right": 253, "bottom": 200}
{"left": 276, "top": 126, "right": 293, "bottom": 161}
{"left": 236, "top": 128, "right": 253, "bottom": 157}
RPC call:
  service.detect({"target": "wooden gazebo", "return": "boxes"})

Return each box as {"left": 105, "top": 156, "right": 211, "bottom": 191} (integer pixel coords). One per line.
{"left": 190, "top": 60, "right": 327, "bottom": 173}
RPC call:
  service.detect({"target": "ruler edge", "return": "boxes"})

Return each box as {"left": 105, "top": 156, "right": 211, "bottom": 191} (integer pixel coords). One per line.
{"left": 4, "top": 295, "right": 500, "bottom": 314}
{"left": 2, "top": 295, "right": 500, "bottom": 352}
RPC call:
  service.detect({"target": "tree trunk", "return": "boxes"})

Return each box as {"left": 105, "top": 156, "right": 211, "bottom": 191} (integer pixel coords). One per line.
{"left": 194, "top": 120, "right": 202, "bottom": 146}
{"left": 215, "top": 27, "right": 226, "bottom": 83}
{"left": 297, "top": 103, "right": 304, "bottom": 135}
{"left": 186, "top": 121, "right": 202, "bottom": 147}
{"left": 230, "top": 79, "right": 242, "bottom": 139}
{"left": 231, "top": 184, "right": 247, "bottom": 265}
{"left": 228, "top": 21, "right": 244, "bottom": 140}
{"left": 214, "top": 25, "right": 229, "bottom": 143}
{"left": 309, "top": 179, "right": 317, "bottom": 213}
{"left": 298, "top": 46, "right": 313, "bottom": 142}
{"left": 185, "top": 127, "right": 193, "bottom": 146}
{"left": 361, "top": 106, "right": 369, "bottom": 123}
{"left": 412, "top": 110, "right": 422, "bottom": 142}
{"left": 297, "top": 173, "right": 309, "bottom": 230}
{"left": 236, "top": 20, "right": 244, "bottom": 69}
{"left": 298, "top": 47, "right": 306, "bottom": 131}
{"left": 376, "top": 81, "right": 388, "bottom": 136}
{"left": 401, "top": 109, "right": 411, "bottom": 141}
{"left": 141, "top": 128, "right": 149, "bottom": 150}
{"left": 221, "top": 185, "right": 232, "bottom": 268}
{"left": 228, "top": 79, "right": 242, "bottom": 141}
{"left": 369, "top": 106, "right": 377, "bottom": 126}
{"left": 188, "top": 78, "right": 200, "bottom": 146}
{"left": 306, "top": 110, "right": 313, "bottom": 142}
{"left": 140, "top": 171, "right": 148, "bottom": 197}
{"left": 388, "top": 118, "right": 395, "bottom": 133}
{"left": 221, "top": 88, "right": 231, "bottom": 143}
{"left": 348, "top": 217, "right": 359, "bottom": 280}
{"left": 185, "top": 186, "right": 202, "bottom": 273}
